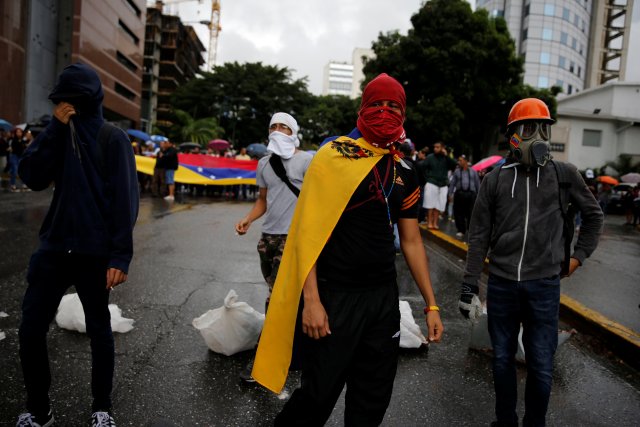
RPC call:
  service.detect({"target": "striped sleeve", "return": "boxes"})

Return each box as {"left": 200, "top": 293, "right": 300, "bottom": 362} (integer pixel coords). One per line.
{"left": 399, "top": 164, "right": 420, "bottom": 219}
{"left": 401, "top": 186, "right": 420, "bottom": 211}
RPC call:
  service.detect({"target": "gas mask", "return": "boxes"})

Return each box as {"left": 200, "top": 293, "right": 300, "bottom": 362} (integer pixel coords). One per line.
{"left": 509, "top": 120, "right": 552, "bottom": 167}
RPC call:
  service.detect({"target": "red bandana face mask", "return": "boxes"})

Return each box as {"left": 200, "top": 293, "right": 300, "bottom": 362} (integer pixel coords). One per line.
{"left": 356, "top": 73, "right": 406, "bottom": 148}
{"left": 357, "top": 105, "right": 405, "bottom": 148}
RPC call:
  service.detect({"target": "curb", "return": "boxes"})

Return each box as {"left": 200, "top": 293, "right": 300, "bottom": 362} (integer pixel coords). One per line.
{"left": 420, "top": 224, "right": 640, "bottom": 369}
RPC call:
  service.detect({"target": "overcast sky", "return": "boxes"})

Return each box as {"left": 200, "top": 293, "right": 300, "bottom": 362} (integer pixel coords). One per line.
{"left": 162, "top": 0, "right": 640, "bottom": 94}
{"left": 164, "top": 0, "right": 433, "bottom": 93}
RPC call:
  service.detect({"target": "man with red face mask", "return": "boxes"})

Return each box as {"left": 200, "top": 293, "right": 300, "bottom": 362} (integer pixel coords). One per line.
{"left": 252, "top": 73, "right": 444, "bottom": 425}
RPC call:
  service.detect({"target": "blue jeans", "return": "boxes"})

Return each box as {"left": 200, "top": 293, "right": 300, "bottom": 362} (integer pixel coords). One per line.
{"left": 487, "top": 274, "right": 560, "bottom": 427}
{"left": 9, "top": 153, "right": 20, "bottom": 186}
{"left": 19, "top": 251, "right": 114, "bottom": 415}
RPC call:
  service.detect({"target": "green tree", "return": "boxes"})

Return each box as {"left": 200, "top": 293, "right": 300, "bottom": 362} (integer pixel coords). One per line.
{"left": 298, "top": 95, "right": 359, "bottom": 146}
{"left": 362, "top": 0, "right": 556, "bottom": 160}
{"left": 171, "top": 62, "right": 312, "bottom": 147}
{"left": 169, "top": 109, "right": 224, "bottom": 146}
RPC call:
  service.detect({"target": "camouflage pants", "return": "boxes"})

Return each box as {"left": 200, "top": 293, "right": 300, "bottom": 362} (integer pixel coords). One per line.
{"left": 257, "top": 233, "right": 287, "bottom": 303}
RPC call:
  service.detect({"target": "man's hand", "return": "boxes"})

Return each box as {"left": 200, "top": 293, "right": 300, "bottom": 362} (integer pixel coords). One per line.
{"left": 426, "top": 311, "right": 444, "bottom": 342}
{"left": 235, "top": 218, "right": 251, "bottom": 235}
{"left": 53, "top": 102, "right": 76, "bottom": 124}
{"left": 302, "top": 300, "right": 331, "bottom": 339}
{"left": 106, "top": 268, "right": 127, "bottom": 290}
{"left": 563, "top": 257, "right": 581, "bottom": 278}
{"left": 459, "top": 283, "right": 481, "bottom": 320}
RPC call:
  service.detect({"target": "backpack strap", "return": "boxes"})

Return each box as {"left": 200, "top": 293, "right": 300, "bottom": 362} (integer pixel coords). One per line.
{"left": 269, "top": 154, "right": 300, "bottom": 198}
{"left": 551, "top": 160, "right": 575, "bottom": 275}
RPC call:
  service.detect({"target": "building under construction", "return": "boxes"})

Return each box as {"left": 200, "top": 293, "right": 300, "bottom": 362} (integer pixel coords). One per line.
{"left": 141, "top": 2, "right": 206, "bottom": 131}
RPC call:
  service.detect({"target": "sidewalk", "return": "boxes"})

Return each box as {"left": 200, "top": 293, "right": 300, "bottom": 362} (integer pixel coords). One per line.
{"left": 421, "top": 212, "right": 640, "bottom": 368}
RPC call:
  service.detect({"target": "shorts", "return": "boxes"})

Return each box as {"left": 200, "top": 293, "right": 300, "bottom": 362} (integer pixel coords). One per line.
{"left": 423, "top": 182, "right": 448, "bottom": 211}
{"left": 165, "top": 169, "right": 175, "bottom": 185}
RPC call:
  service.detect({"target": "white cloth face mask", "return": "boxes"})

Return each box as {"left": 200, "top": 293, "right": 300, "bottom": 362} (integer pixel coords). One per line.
{"left": 267, "top": 131, "right": 298, "bottom": 159}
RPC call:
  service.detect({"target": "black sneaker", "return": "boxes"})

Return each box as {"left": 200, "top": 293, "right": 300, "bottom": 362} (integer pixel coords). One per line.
{"left": 16, "top": 410, "right": 54, "bottom": 427}
{"left": 239, "top": 359, "right": 256, "bottom": 383}
{"left": 90, "top": 411, "right": 116, "bottom": 427}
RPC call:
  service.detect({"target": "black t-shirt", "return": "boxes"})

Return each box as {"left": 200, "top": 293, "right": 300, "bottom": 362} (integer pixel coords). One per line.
{"left": 316, "top": 155, "right": 420, "bottom": 288}
{"left": 155, "top": 146, "right": 178, "bottom": 170}
{"left": 9, "top": 137, "right": 27, "bottom": 157}
{"left": 163, "top": 146, "right": 179, "bottom": 170}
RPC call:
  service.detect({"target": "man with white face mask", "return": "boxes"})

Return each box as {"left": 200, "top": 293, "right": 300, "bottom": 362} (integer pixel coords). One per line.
{"left": 235, "top": 112, "right": 313, "bottom": 381}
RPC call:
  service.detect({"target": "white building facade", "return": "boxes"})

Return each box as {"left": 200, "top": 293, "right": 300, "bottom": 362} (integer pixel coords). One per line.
{"left": 322, "top": 62, "right": 354, "bottom": 96}
{"left": 322, "top": 48, "right": 375, "bottom": 98}
{"left": 552, "top": 82, "right": 640, "bottom": 169}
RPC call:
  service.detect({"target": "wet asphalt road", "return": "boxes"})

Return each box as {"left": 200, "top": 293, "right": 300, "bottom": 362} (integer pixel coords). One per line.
{"left": 0, "top": 190, "right": 639, "bottom": 426}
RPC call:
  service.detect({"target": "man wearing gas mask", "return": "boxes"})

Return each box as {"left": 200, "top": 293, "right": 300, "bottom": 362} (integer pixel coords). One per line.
{"left": 458, "top": 98, "right": 603, "bottom": 427}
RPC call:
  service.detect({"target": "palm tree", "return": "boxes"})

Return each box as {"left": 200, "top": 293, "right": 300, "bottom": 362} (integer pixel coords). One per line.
{"left": 171, "top": 109, "right": 224, "bottom": 146}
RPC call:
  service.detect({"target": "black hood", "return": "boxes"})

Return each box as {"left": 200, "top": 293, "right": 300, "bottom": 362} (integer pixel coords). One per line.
{"left": 49, "top": 63, "right": 104, "bottom": 116}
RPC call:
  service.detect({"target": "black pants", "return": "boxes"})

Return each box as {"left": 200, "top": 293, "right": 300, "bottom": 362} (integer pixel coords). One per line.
{"left": 275, "top": 284, "right": 400, "bottom": 427}
{"left": 19, "top": 250, "right": 114, "bottom": 415}
{"left": 453, "top": 190, "right": 476, "bottom": 234}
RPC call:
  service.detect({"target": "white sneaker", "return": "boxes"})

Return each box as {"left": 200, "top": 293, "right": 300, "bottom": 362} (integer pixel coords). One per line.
{"left": 91, "top": 411, "right": 116, "bottom": 427}
{"left": 455, "top": 232, "right": 464, "bottom": 238}
{"left": 15, "top": 410, "right": 54, "bottom": 427}
{"left": 163, "top": 195, "right": 175, "bottom": 201}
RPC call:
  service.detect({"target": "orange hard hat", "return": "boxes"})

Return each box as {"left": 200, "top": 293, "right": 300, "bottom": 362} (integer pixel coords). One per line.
{"left": 507, "top": 98, "right": 554, "bottom": 127}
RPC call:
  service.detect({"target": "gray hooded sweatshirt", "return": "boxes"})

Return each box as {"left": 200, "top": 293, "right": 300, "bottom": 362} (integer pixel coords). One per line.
{"left": 463, "top": 160, "right": 603, "bottom": 285}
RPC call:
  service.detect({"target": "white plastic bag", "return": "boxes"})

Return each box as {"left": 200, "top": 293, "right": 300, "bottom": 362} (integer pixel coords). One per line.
{"left": 399, "top": 300, "right": 428, "bottom": 348}
{"left": 469, "top": 305, "right": 574, "bottom": 363}
{"left": 55, "top": 293, "right": 134, "bottom": 333}
{"left": 192, "top": 289, "right": 265, "bottom": 356}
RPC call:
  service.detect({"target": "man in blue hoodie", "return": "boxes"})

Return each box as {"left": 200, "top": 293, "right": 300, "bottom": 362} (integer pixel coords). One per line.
{"left": 16, "top": 63, "right": 139, "bottom": 427}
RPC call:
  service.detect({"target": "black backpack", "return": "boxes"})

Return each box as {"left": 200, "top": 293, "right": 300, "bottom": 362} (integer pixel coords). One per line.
{"left": 551, "top": 161, "right": 576, "bottom": 276}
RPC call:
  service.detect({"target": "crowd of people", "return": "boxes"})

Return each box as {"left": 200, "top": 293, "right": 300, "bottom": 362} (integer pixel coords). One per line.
{"left": 1, "top": 62, "right": 634, "bottom": 427}
{"left": 132, "top": 138, "right": 260, "bottom": 201}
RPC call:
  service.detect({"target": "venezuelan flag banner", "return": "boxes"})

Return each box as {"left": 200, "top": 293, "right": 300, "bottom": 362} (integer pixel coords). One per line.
{"left": 135, "top": 154, "right": 258, "bottom": 185}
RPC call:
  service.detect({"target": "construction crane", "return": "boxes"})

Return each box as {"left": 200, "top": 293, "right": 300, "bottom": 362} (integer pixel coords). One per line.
{"left": 207, "top": 1, "right": 221, "bottom": 69}
{"left": 152, "top": 0, "right": 221, "bottom": 70}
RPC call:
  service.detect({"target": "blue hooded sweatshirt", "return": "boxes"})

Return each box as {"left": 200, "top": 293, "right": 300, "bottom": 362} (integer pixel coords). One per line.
{"left": 19, "top": 63, "right": 139, "bottom": 273}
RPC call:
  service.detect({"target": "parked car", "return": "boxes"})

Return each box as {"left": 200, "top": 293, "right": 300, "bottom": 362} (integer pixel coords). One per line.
{"left": 607, "top": 183, "right": 637, "bottom": 214}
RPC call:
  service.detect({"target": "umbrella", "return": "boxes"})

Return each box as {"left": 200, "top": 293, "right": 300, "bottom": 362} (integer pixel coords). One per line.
{"left": 472, "top": 155, "right": 504, "bottom": 171}
{"left": 246, "top": 143, "right": 268, "bottom": 158}
{"left": 620, "top": 172, "right": 640, "bottom": 183}
{"left": 0, "top": 119, "right": 13, "bottom": 131}
{"left": 597, "top": 175, "right": 619, "bottom": 186}
{"left": 127, "top": 129, "right": 151, "bottom": 141}
{"left": 150, "top": 134, "right": 168, "bottom": 143}
{"left": 179, "top": 142, "right": 201, "bottom": 152}
{"left": 208, "top": 139, "right": 230, "bottom": 151}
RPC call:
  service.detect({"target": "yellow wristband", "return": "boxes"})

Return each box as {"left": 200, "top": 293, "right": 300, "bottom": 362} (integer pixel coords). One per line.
{"left": 423, "top": 305, "right": 440, "bottom": 314}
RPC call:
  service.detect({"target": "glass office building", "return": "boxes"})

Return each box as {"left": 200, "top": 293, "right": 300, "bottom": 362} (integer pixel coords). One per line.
{"left": 477, "top": 0, "right": 593, "bottom": 96}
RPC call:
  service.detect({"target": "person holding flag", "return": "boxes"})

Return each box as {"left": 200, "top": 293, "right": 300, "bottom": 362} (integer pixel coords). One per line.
{"left": 252, "top": 73, "right": 443, "bottom": 425}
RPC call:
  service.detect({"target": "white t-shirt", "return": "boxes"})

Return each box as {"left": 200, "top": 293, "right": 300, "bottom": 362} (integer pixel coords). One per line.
{"left": 256, "top": 151, "right": 313, "bottom": 234}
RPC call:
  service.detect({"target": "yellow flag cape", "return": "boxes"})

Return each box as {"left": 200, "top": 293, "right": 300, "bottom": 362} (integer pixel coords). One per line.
{"left": 252, "top": 130, "right": 395, "bottom": 393}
